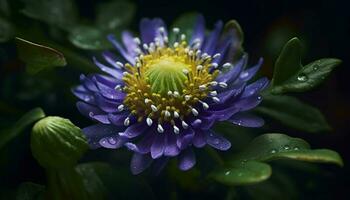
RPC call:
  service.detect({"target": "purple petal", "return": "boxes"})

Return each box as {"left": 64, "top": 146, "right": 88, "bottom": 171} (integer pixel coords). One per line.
{"left": 190, "top": 15, "right": 205, "bottom": 47}
{"left": 101, "top": 51, "right": 124, "bottom": 70}
{"left": 216, "top": 54, "right": 247, "bottom": 83}
{"left": 177, "top": 128, "right": 195, "bottom": 150}
{"left": 164, "top": 133, "right": 180, "bottom": 156}
{"left": 99, "top": 135, "right": 127, "bottom": 149}
{"left": 122, "top": 31, "right": 138, "bottom": 56}
{"left": 238, "top": 58, "right": 263, "bottom": 82}
{"left": 107, "top": 34, "right": 135, "bottom": 64}
{"left": 80, "top": 74, "right": 98, "bottom": 92}
{"left": 241, "top": 77, "right": 269, "bottom": 98}
{"left": 152, "top": 157, "right": 169, "bottom": 175}
{"left": 193, "top": 130, "right": 206, "bottom": 148}
{"left": 178, "top": 148, "right": 196, "bottom": 171}
{"left": 139, "top": 18, "right": 166, "bottom": 44}
{"left": 76, "top": 101, "right": 105, "bottom": 120}
{"left": 202, "top": 21, "right": 223, "bottom": 55}
{"left": 228, "top": 113, "right": 265, "bottom": 128}
{"left": 206, "top": 130, "right": 231, "bottom": 151}
{"left": 119, "top": 123, "right": 147, "bottom": 138}
{"left": 151, "top": 133, "right": 166, "bottom": 159}
{"left": 93, "top": 57, "right": 123, "bottom": 80}
{"left": 130, "top": 153, "right": 153, "bottom": 175}
{"left": 94, "top": 94, "right": 120, "bottom": 113}
{"left": 82, "top": 124, "right": 122, "bottom": 149}
{"left": 108, "top": 113, "right": 128, "bottom": 126}
{"left": 234, "top": 95, "right": 262, "bottom": 112}
{"left": 130, "top": 131, "right": 156, "bottom": 154}
{"left": 72, "top": 86, "right": 95, "bottom": 104}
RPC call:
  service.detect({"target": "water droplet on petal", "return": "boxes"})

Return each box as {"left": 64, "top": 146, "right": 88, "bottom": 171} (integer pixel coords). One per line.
{"left": 108, "top": 137, "right": 116, "bottom": 144}
{"left": 297, "top": 74, "right": 308, "bottom": 82}
{"left": 213, "top": 139, "right": 220, "bottom": 145}
{"left": 240, "top": 72, "right": 249, "bottom": 79}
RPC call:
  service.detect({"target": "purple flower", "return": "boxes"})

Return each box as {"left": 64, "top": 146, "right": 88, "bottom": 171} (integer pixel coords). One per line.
{"left": 73, "top": 16, "right": 269, "bottom": 174}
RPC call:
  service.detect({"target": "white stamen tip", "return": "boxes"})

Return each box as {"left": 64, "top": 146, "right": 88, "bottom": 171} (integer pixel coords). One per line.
{"left": 212, "top": 97, "right": 220, "bottom": 103}
{"left": 191, "top": 108, "right": 199, "bottom": 116}
{"left": 173, "top": 91, "right": 179, "bottom": 97}
{"left": 146, "top": 118, "right": 153, "bottom": 126}
{"left": 213, "top": 53, "right": 221, "bottom": 58}
{"left": 184, "top": 95, "right": 191, "bottom": 101}
{"left": 173, "top": 42, "right": 179, "bottom": 48}
{"left": 182, "top": 69, "right": 189, "bottom": 74}
{"left": 151, "top": 105, "right": 158, "bottom": 112}
{"left": 116, "top": 62, "right": 124, "bottom": 68}
{"left": 157, "top": 124, "right": 164, "bottom": 133}
{"left": 211, "top": 62, "right": 219, "bottom": 68}
{"left": 173, "top": 125, "right": 180, "bottom": 134}
{"left": 133, "top": 37, "right": 141, "bottom": 45}
{"left": 158, "top": 27, "right": 165, "bottom": 33}
{"left": 122, "top": 72, "right": 129, "bottom": 76}
{"left": 196, "top": 65, "right": 203, "bottom": 71}
{"left": 223, "top": 63, "right": 232, "bottom": 68}
{"left": 164, "top": 110, "right": 171, "bottom": 117}
{"left": 210, "top": 91, "right": 218, "bottom": 96}
{"left": 219, "top": 82, "right": 228, "bottom": 88}
{"left": 124, "top": 117, "right": 130, "bottom": 126}
{"left": 114, "top": 84, "right": 122, "bottom": 91}
{"left": 181, "top": 34, "right": 186, "bottom": 40}
{"left": 181, "top": 121, "right": 189, "bottom": 129}
{"left": 199, "top": 85, "right": 207, "bottom": 91}
{"left": 174, "top": 111, "right": 180, "bottom": 118}
{"left": 210, "top": 81, "right": 218, "bottom": 86}
{"left": 201, "top": 102, "right": 209, "bottom": 110}
{"left": 117, "top": 104, "right": 124, "bottom": 111}
{"left": 167, "top": 91, "right": 173, "bottom": 96}
{"left": 144, "top": 98, "right": 151, "bottom": 104}
{"left": 172, "top": 27, "right": 180, "bottom": 33}
{"left": 143, "top": 44, "right": 149, "bottom": 50}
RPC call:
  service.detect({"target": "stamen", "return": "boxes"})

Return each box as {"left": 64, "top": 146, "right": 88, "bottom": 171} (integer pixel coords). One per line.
{"left": 213, "top": 53, "right": 221, "bottom": 59}
{"left": 181, "top": 34, "right": 186, "bottom": 41}
{"left": 219, "top": 82, "right": 228, "bottom": 88}
{"left": 199, "top": 100, "right": 209, "bottom": 110}
{"left": 223, "top": 63, "right": 232, "bottom": 68}
{"left": 164, "top": 110, "right": 171, "bottom": 117}
{"left": 151, "top": 105, "right": 158, "bottom": 112}
{"left": 124, "top": 117, "right": 130, "bottom": 126}
{"left": 117, "top": 104, "right": 125, "bottom": 111}
{"left": 173, "top": 125, "right": 180, "bottom": 134}
{"left": 133, "top": 37, "right": 141, "bottom": 45}
{"left": 173, "top": 111, "right": 180, "bottom": 118}
{"left": 172, "top": 27, "right": 180, "bottom": 34}
{"left": 199, "top": 85, "right": 206, "bottom": 91}
{"left": 210, "top": 81, "right": 218, "bottom": 86}
{"left": 146, "top": 117, "right": 153, "bottom": 126}
{"left": 191, "top": 107, "right": 199, "bottom": 116}
{"left": 210, "top": 91, "right": 217, "bottom": 96}
{"left": 211, "top": 62, "right": 219, "bottom": 68}
{"left": 212, "top": 97, "right": 220, "bottom": 103}
{"left": 157, "top": 124, "right": 164, "bottom": 133}
{"left": 115, "top": 84, "right": 122, "bottom": 91}
{"left": 181, "top": 120, "right": 189, "bottom": 129}
{"left": 184, "top": 95, "right": 191, "bottom": 101}
{"left": 116, "top": 61, "right": 124, "bottom": 68}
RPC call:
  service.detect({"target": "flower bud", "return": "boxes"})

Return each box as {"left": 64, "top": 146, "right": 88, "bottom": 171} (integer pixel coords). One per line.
{"left": 31, "top": 116, "right": 88, "bottom": 169}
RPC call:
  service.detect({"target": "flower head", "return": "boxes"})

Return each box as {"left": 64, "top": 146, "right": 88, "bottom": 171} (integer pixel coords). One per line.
{"left": 73, "top": 16, "right": 269, "bottom": 174}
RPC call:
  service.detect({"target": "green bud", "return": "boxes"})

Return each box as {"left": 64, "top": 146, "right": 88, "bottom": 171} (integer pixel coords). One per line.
{"left": 31, "top": 116, "right": 88, "bottom": 169}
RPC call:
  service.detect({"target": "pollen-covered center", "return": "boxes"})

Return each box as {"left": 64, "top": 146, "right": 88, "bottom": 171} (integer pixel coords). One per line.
{"left": 145, "top": 57, "right": 188, "bottom": 95}
{"left": 119, "top": 27, "right": 225, "bottom": 134}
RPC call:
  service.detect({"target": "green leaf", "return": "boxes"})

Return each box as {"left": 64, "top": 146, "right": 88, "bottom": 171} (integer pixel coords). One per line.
{"left": 210, "top": 161, "right": 271, "bottom": 185}
{"left": 16, "top": 182, "right": 45, "bottom": 200}
{"left": 0, "top": 107, "right": 45, "bottom": 149}
{"left": 270, "top": 37, "right": 341, "bottom": 94}
{"left": 76, "top": 162, "right": 154, "bottom": 200}
{"left": 68, "top": 26, "right": 112, "bottom": 50}
{"left": 21, "top": 0, "right": 78, "bottom": 31}
{"left": 223, "top": 20, "right": 245, "bottom": 61}
{"left": 0, "top": 17, "right": 14, "bottom": 42}
{"left": 271, "top": 58, "right": 341, "bottom": 94}
{"left": 233, "top": 133, "right": 343, "bottom": 166}
{"left": 256, "top": 94, "right": 331, "bottom": 133}
{"left": 96, "top": 1, "right": 135, "bottom": 31}
{"left": 16, "top": 37, "right": 67, "bottom": 74}
{"left": 272, "top": 37, "right": 303, "bottom": 86}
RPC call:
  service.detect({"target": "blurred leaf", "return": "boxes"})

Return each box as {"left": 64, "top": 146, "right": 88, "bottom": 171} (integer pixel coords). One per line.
{"left": 223, "top": 20, "right": 245, "bottom": 61}
{"left": 96, "top": 1, "right": 135, "bottom": 31}
{"left": 21, "top": 0, "right": 78, "bottom": 30}
{"left": 272, "top": 37, "right": 302, "bottom": 86}
{"left": 76, "top": 162, "right": 154, "bottom": 200}
{"left": 0, "top": 17, "right": 14, "bottom": 42}
{"left": 68, "top": 26, "right": 112, "bottom": 50}
{"left": 210, "top": 161, "right": 271, "bottom": 186}
{"left": 0, "top": 0, "right": 11, "bottom": 17}
{"left": 233, "top": 133, "right": 343, "bottom": 166}
{"left": 256, "top": 94, "right": 331, "bottom": 133}
{"left": 0, "top": 107, "right": 45, "bottom": 149}
{"left": 16, "top": 37, "right": 67, "bottom": 74}
{"left": 16, "top": 182, "right": 45, "bottom": 200}
{"left": 271, "top": 58, "right": 341, "bottom": 94}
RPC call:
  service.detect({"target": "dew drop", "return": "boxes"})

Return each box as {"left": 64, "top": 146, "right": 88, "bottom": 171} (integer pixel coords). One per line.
{"left": 240, "top": 72, "right": 249, "bottom": 79}
{"left": 108, "top": 137, "right": 116, "bottom": 144}
{"left": 313, "top": 65, "right": 319, "bottom": 70}
{"left": 297, "top": 74, "right": 308, "bottom": 82}
{"left": 271, "top": 149, "right": 277, "bottom": 154}
{"left": 238, "top": 172, "right": 243, "bottom": 177}
{"left": 225, "top": 171, "right": 231, "bottom": 175}
{"left": 283, "top": 145, "right": 290, "bottom": 150}
{"left": 213, "top": 139, "right": 220, "bottom": 145}
{"left": 293, "top": 147, "right": 299, "bottom": 150}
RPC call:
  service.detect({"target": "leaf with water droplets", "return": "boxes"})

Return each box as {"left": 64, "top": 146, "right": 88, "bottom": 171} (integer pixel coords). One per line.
{"left": 271, "top": 58, "right": 341, "bottom": 94}
{"left": 16, "top": 37, "right": 67, "bottom": 74}
{"left": 210, "top": 161, "right": 271, "bottom": 185}
{"left": 231, "top": 133, "right": 343, "bottom": 167}
{"left": 256, "top": 94, "right": 331, "bottom": 133}
{"left": 68, "top": 26, "right": 113, "bottom": 50}
{"left": 272, "top": 37, "right": 303, "bottom": 86}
